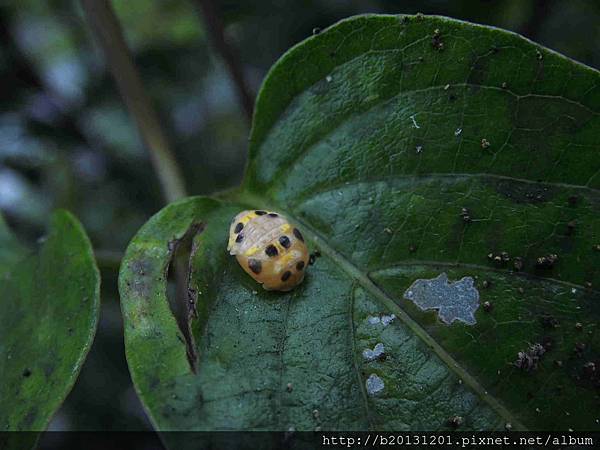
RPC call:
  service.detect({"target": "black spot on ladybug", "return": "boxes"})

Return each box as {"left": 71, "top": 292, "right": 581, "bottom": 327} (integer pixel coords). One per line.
{"left": 279, "top": 235, "right": 291, "bottom": 248}
{"left": 235, "top": 233, "right": 244, "bottom": 243}
{"left": 248, "top": 259, "right": 262, "bottom": 274}
{"left": 268, "top": 213, "right": 278, "bottom": 217}
{"left": 265, "top": 245, "right": 278, "bottom": 257}
{"left": 293, "top": 228, "right": 304, "bottom": 242}
{"left": 296, "top": 261, "right": 305, "bottom": 271}
{"left": 281, "top": 271, "right": 292, "bottom": 281}
{"left": 255, "top": 210, "right": 267, "bottom": 215}
{"left": 234, "top": 223, "right": 244, "bottom": 233}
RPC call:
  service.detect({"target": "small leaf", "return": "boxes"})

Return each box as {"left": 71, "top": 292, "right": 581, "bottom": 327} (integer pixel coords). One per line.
{"left": 120, "top": 14, "right": 600, "bottom": 435}
{"left": 0, "top": 211, "right": 100, "bottom": 432}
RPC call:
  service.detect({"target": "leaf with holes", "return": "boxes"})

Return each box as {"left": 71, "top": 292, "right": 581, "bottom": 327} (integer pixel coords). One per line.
{"left": 119, "top": 15, "right": 600, "bottom": 440}
{"left": 0, "top": 211, "right": 100, "bottom": 435}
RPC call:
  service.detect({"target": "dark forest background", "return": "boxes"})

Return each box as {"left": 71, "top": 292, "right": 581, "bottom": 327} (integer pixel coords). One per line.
{"left": 1, "top": 0, "right": 598, "bottom": 431}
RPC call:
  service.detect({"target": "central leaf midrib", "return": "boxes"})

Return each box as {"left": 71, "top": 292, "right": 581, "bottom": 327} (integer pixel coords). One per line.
{"left": 232, "top": 190, "right": 527, "bottom": 431}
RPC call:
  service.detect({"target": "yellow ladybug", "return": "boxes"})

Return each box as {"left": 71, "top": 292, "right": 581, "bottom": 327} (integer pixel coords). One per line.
{"left": 227, "top": 210, "right": 309, "bottom": 291}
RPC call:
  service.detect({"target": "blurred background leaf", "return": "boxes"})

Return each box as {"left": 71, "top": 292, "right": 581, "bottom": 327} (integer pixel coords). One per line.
{"left": 0, "top": 0, "right": 598, "bottom": 434}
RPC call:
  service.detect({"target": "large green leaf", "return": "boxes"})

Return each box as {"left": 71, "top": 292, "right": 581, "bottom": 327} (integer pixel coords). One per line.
{"left": 119, "top": 14, "right": 600, "bottom": 436}
{"left": 0, "top": 211, "right": 100, "bottom": 432}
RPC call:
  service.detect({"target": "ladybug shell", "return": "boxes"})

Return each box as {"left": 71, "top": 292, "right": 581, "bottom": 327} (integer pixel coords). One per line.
{"left": 227, "top": 210, "right": 309, "bottom": 291}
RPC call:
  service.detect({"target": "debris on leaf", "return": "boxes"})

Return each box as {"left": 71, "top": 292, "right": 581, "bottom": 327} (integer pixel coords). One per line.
{"left": 488, "top": 251, "right": 510, "bottom": 265}
{"left": 536, "top": 254, "right": 558, "bottom": 269}
{"left": 432, "top": 29, "right": 444, "bottom": 51}
{"left": 513, "top": 257, "right": 524, "bottom": 271}
{"left": 514, "top": 343, "right": 545, "bottom": 371}
{"left": 575, "top": 342, "right": 586, "bottom": 355}
{"left": 410, "top": 114, "right": 420, "bottom": 129}
{"left": 540, "top": 314, "right": 559, "bottom": 329}
{"left": 460, "top": 207, "right": 471, "bottom": 222}
{"left": 583, "top": 362, "right": 596, "bottom": 376}
{"left": 447, "top": 415, "right": 463, "bottom": 428}
{"left": 309, "top": 250, "right": 321, "bottom": 265}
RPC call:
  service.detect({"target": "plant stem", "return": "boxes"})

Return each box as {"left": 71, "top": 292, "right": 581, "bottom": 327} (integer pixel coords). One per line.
{"left": 193, "top": 0, "right": 254, "bottom": 121}
{"left": 80, "top": 0, "right": 187, "bottom": 203}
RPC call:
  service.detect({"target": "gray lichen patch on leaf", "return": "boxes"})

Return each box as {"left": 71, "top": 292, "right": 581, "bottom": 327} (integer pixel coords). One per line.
{"left": 363, "top": 343, "right": 385, "bottom": 361}
{"left": 367, "top": 314, "right": 396, "bottom": 326}
{"left": 365, "top": 374, "right": 385, "bottom": 395}
{"left": 403, "top": 273, "right": 479, "bottom": 325}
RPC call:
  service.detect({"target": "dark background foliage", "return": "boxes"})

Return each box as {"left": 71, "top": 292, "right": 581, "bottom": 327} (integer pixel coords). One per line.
{"left": 1, "top": 0, "right": 598, "bottom": 432}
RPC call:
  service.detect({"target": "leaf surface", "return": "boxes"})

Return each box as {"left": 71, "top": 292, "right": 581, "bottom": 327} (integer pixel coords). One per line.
{"left": 0, "top": 211, "right": 100, "bottom": 432}
{"left": 119, "top": 15, "right": 600, "bottom": 434}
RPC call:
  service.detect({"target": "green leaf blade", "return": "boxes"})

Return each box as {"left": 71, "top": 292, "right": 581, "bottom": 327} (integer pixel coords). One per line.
{"left": 0, "top": 211, "right": 100, "bottom": 432}
{"left": 120, "top": 14, "right": 600, "bottom": 434}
